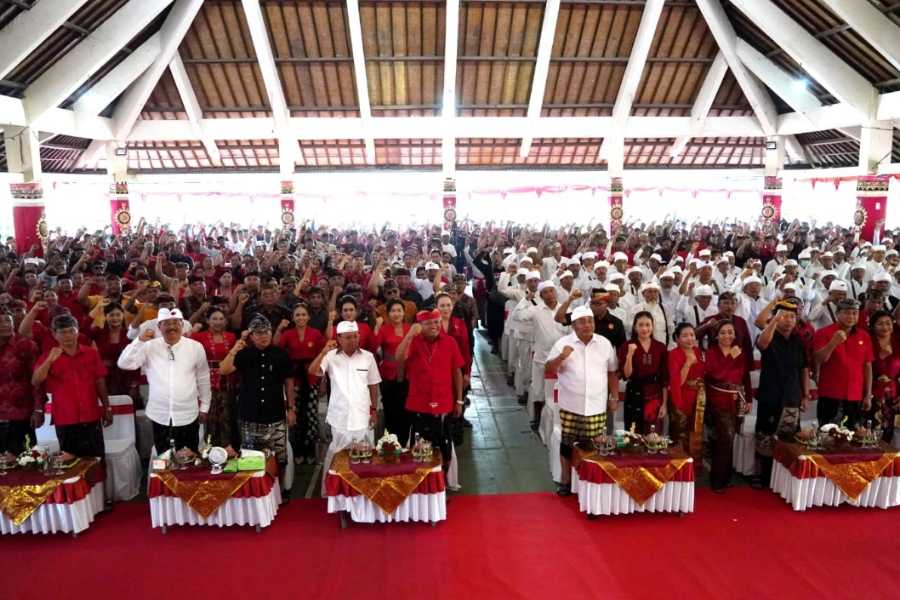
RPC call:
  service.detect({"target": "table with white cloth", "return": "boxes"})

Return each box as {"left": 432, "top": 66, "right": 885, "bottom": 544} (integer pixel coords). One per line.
{"left": 147, "top": 457, "right": 281, "bottom": 532}
{"left": 770, "top": 440, "right": 900, "bottom": 511}
{"left": 571, "top": 445, "right": 694, "bottom": 517}
{"left": 0, "top": 458, "right": 105, "bottom": 536}
{"left": 325, "top": 449, "right": 446, "bottom": 525}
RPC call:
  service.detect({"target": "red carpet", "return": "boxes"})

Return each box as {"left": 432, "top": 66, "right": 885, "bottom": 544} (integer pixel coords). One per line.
{"left": 2, "top": 488, "right": 900, "bottom": 599}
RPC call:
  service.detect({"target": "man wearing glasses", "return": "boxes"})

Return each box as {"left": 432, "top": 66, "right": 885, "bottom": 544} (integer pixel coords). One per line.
{"left": 118, "top": 308, "right": 210, "bottom": 454}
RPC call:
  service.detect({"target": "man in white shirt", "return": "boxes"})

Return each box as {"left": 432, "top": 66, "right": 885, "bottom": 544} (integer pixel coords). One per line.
{"left": 512, "top": 271, "right": 540, "bottom": 402}
{"left": 626, "top": 283, "right": 674, "bottom": 346}
{"left": 309, "top": 320, "right": 381, "bottom": 494}
{"left": 117, "top": 308, "right": 210, "bottom": 453}
{"left": 545, "top": 306, "right": 619, "bottom": 495}
{"left": 515, "top": 281, "right": 568, "bottom": 430}
{"left": 679, "top": 284, "right": 718, "bottom": 327}
{"left": 808, "top": 280, "right": 847, "bottom": 330}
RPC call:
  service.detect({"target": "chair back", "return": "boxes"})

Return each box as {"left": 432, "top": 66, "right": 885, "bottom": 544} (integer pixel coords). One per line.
{"left": 103, "top": 395, "right": 136, "bottom": 446}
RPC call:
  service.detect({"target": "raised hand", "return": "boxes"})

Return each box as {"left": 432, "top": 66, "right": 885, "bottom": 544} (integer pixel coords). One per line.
{"left": 47, "top": 346, "right": 64, "bottom": 363}
{"left": 139, "top": 328, "right": 156, "bottom": 342}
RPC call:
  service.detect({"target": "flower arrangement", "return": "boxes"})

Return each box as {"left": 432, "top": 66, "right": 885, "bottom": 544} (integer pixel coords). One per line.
{"left": 376, "top": 430, "right": 402, "bottom": 457}
{"left": 820, "top": 420, "right": 854, "bottom": 443}
{"left": 16, "top": 436, "right": 47, "bottom": 470}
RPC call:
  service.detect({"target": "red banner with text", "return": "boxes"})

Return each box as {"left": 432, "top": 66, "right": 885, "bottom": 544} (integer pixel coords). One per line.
{"left": 855, "top": 175, "right": 889, "bottom": 242}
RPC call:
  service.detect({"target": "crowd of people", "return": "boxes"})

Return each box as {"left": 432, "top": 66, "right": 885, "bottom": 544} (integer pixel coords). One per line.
{"left": 1, "top": 214, "right": 898, "bottom": 498}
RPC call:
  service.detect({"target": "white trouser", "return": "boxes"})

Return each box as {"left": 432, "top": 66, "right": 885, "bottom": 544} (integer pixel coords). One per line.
{"left": 528, "top": 361, "right": 546, "bottom": 420}
{"left": 500, "top": 329, "right": 510, "bottom": 361}
{"left": 322, "top": 425, "right": 373, "bottom": 495}
{"left": 507, "top": 330, "right": 519, "bottom": 376}
{"left": 515, "top": 339, "right": 533, "bottom": 395}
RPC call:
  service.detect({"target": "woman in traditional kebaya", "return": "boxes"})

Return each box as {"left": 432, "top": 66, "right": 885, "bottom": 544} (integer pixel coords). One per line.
{"left": 869, "top": 311, "right": 900, "bottom": 442}
{"left": 618, "top": 311, "right": 668, "bottom": 434}
{"left": 373, "top": 299, "right": 412, "bottom": 445}
{"left": 191, "top": 308, "right": 237, "bottom": 447}
{"left": 667, "top": 322, "right": 705, "bottom": 457}
{"left": 704, "top": 321, "right": 750, "bottom": 492}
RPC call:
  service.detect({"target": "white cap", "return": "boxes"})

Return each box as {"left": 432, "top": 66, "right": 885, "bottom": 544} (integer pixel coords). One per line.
{"left": 649, "top": 253, "right": 663, "bottom": 262}
{"left": 641, "top": 282, "right": 661, "bottom": 293}
{"left": 742, "top": 276, "right": 762, "bottom": 286}
{"left": 851, "top": 262, "right": 867, "bottom": 271}
{"left": 157, "top": 308, "right": 184, "bottom": 324}
{"left": 626, "top": 266, "right": 642, "bottom": 276}
{"left": 873, "top": 244, "right": 887, "bottom": 252}
{"left": 516, "top": 267, "right": 528, "bottom": 276}
{"left": 783, "top": 283, "right": 797, "bottom": 291}
{"left": 571, "top": 306, "right": 594, "bottom": 322}
{"left": 613, "top": 252, "right": 628, "bottom": 262}
{"left": 828, "top": 280, "right": 848, "bottom": 292}
{"left": 819, "top": 270, "right": 838, "bottom": 280}
{"left": 717, "top": 257, "right": 730, "bottom": 265}
{"left": 609, "top": 272, "right": 626, "bottom": 283}
{"left": 822, "top": 251, "right": 834, "bottom": 258}
{"left": 776, "top": 244, "right": 788, "bottom": 252}
{"left": 336, "top": 320, "right": 359, "bottom": 334}
{"left": 526, "top": 270, "right": 542, "bottom": 281}
{"left": 887, "top": 249, "right": 899, "bottom": 257}
{"left": 798, "top": 249, "right": 811, "bottom": 260}
{"left": 862, "top": 241, "right": 873, "bottom": 248}
{"left": 694, "top": 285, "right": 714, "bottom": 297}
{"left": 724, "top": 251, "right": 735, "bottom": 257}
{"left": 674, "top": 256, "right": 684, "bottom": 264}
{"left": 699, "top": 248, "right": 711, "bottom": 256}
{"left": 784, "top": 259, "right": 799, "bottom": 267}
{"left": 594, "top": 261, "right": 609, "bottom": 271}
{"left": 582, "top": 251, "right": 597, "bottom": 260}
{"left": 520, "top": 256, "right": 534, "bottom": 265}
{"left": 669, "top": 265, "right": 683, "bottom": 274}
{"left": 689, "top": 258, "right": 703, "bottom": 268}
{"left": 558, "top": 270, "right": 574, "bottom": 280}
{"left": 699, "top": 262, "right": 713, "bottom": 270}
{"left": 833, "top": 247, "right": 846, "bottom": 254}
{"left": 526, "top": 246, "right": 539, "bottom": 254}
{"left": 572, "top": 253, "right": 582, "bottom": 263}
{"left": 425, "top": 261, "right": 440, "bottom": 270}
{"left": 566, "top": 257, "right": 580, "bottom": 267}
{"left": 659, "top": 271, "right": 675, "bottom": 280}
{"left": 503, "top": 247, "right": 515, "bottom": 255}
{"left": 537, "top": 281, "right": 556, "bottom": 293}
{"left": 874, "top": 271, "right": 892, "bottom": 283}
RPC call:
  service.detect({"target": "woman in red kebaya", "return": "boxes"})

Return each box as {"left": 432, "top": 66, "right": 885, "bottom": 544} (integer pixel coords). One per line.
{"left": 275, "top": 303, "right": 324, "bottom": 464}
{"left": 191, "top": 308, "right": 237, "bottom": 448}
{"left": 703, "top": 321, "right": 750, "bottom": 493}
{"left": 619, "top": 312, "right": 668, "bottom": 434}
{"left": 373, "top": 299, "right": 412, "bottom": 445}
{"left": 90, "top": 303, "right": 138, "bottom": 398}
{"left": 435, "top": 292, "right": 472, "bottom": 384}
{"left": 668, "top": 322, "right": 705, "bottom": 457}
{"left": 869, "top": 311, "right": 900, "bottom": 442}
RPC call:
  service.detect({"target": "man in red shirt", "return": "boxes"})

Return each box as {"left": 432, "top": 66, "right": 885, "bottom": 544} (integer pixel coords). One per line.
{"left": 813, "top": 299, "right": 873, "bottom": 428}
{"left": 32, "top": 314, "right": 112, "bottom": 458}
{"left": 0, "top": 313, "right": 43, "bottom": 455}
{"left": 397, "top": 310, "right": 464, "bottom": 472}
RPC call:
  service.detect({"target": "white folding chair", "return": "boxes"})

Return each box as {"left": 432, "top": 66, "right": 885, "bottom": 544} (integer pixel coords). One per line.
{"left": 35, "top": 402, "right": 60, "bottom": 454}
{"left": 103, "top": 395, "right": 142, "bottom": 501}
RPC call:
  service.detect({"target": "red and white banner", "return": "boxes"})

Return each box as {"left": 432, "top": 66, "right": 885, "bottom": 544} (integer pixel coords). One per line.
{"left": 443, "top": 177, "right": 457, "bottom": 232}
{"left": 280, "top": 180, "right": 295, "bottom": 227}
{"left": 762, "top": 176, "right": 782, "bottom": 234}
{"left": 855, "top": 175, "right": 890, "bottom": 242}
{"left": 609, "top": 177, "right": 624, "bottom": 236}
{"left": 10, "top": 182, "right": 46, "bottom": 256}
{"left": 109, "top": 181, "right": 131, "bottom": 235}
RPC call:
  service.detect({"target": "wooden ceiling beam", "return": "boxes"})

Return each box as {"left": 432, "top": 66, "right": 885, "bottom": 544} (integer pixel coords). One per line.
{"left": 22, "top": 0, "right": 172, "bottom": 125}
{"left": 110, "top": 0, "right": 204, "bottom": 141}
{"left": 696, "top": 0, "right": 778, "bottom": 138}
{"left": 0, "top": 0, "right": 91, "bottom": 79}
{"left": 169, "top": 53, "right": 221, "bottom": 165}
{"left": 346, "top": 0, "right": 375, "bottom": 163}
{"left": 730, "top": 0, "right": 878, "bottom": 120}
{"left": 671, "top": 51, "right": 727, "bottom": 158}
{"left": 520, "top": 0, "right": 561, "bottom": 157}
{"left": 598, "top": 0, "right": 665, "bottom": 173}
{"left": 441, "top": 0, "right": 459, "bottom": 176}
{"left": 735, "top": 39, "right": 822, "bottom": 116}
{"left": 821, "top": 0, "right": 900, "bottom": 73}
{"left": 240, "top": 0, "right": 294, "bottom": 177}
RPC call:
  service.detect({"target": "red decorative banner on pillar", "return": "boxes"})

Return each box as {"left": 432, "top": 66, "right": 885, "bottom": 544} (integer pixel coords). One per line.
{"left": 442, "top": 177, "right": 457, "bottom": 232}
{"left": 109, "top": 181, "right": 131, "bottom": 235}
{"left": 10, "top": 182, "right": 46, "bottom": 256}
{"left": 280, "top": 180, "right": 295, "bottom": 227}
{"left": 609, "top": 177, "right": 623, "bottom": 236}
{"left": 855, "top": 175, "right": 890, "bottom": 242}
{"left": 761, "top": 176, "right": 782, "bottom": 235}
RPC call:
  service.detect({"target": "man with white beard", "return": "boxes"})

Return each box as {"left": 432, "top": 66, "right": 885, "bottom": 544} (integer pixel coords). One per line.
{"left": 658, "top": 271, "right": 681, "bottom": 318}
{"left": 611, "top": 252, "right": 629, "bottom": 276}
{"left": 678, "top": 284, "right": 718, "bottom": 328}
{"left": 621, "top": 267, "right": 643, "bottom": 310}
{"left": 734, "top": 276, "right": 767, "bottom": 341}
{"left": 587, "top": 261, "right": 610, "bottom": 295}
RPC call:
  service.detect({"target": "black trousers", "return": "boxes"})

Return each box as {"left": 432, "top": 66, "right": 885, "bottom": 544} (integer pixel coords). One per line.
{"left": 0, "top": 420, "right": 35, "bottom": 455}
{"left": 56, "top": 421, "right": 105, "bottom": 458}
{"left": 151, "top": 419, "right": 200, "bottom": 454}
{"left": 409, "top": 412, "right": 452, "bottom": 471}
{"left": 817, "top": 397, "right": 863, "bottom": 428}
{"left": 380, "top": 380, "right": 410, "bottom": 446}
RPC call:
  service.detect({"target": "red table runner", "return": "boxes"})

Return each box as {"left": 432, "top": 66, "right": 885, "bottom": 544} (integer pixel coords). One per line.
{"left": 349, "top": 453, "right": 420, "bottom": 478}
{"left": 572, "top": 446, "right": 694, "bottom": 506}
{"left": 774, "top": 441, "right": 900, "bottom": 500}
{"left": 147, "top": 457, "right": 278, "bottom": 518}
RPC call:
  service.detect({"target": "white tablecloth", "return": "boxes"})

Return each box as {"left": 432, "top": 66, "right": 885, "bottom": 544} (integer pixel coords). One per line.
{"left": 0, "top": 479, "right": 104, "bottom": 535}
{"left": 149, "top": 471, "right": 281, "bottom": 529}
{"left": 571, "top": 467, "right": 694, "bottom": 516}
{"left": 770, "top": 460, "right": 900, "bottom": 511}
{"left": 326, "top": 464, "right": 446, "bottom": 523}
